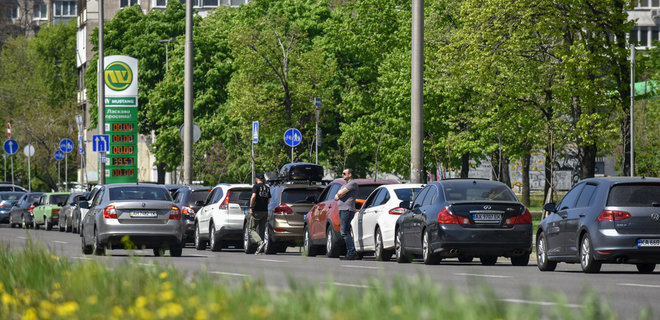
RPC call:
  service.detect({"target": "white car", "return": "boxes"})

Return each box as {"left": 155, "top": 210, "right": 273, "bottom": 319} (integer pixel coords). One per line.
{"left": 194, "top": 184, "right": 253, "bottom": 251}
{"left": 352, "top": 184, "right": 425, "bottom": 261}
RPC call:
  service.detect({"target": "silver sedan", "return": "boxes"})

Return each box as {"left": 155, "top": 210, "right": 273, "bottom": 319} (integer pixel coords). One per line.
{"left": 80, "top": 183, "right": 184, "bottom": 256}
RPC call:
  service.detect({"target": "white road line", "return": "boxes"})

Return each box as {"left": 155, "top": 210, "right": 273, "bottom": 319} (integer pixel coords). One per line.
{"left": 325, "top": 282, "right": 370, "bottom": 289}
{"left": 52, "top": 241, "right": 67, "bottom": 244}
{"left": 454, "top": 273, "right": 512, "bottom": 279}
{"left": 209, "top": 271, "right": 250, "bottom": 277}
{"left": 257, "top": 259, "right": 287, "bottom": 263}
{"left": 71, "top": 256, "right": 93, "bottom": 260}
{"left": 500, "top": 299, "right": 582, "bottom": 309}
{"left": 617, "top": 283, "right": 660, "bottom": 289}
{"left": 17, "top": 237, "right": 26, "bottom": 240}
{"left": 341, "top": 265, "right": 381, "bottom": 270}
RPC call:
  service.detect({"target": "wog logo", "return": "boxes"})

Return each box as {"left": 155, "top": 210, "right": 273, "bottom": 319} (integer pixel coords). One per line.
{"left": 105, "top": 62, "right": 133, "bottom": 91}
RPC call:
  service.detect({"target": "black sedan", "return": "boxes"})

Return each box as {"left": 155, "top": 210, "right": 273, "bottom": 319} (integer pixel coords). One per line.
{"left": 172, "top": 185, "right": 211, "bottom": 244}
{"left": 395, "top": 180, "right": 533, "bottom": 265}
{"left": 537, "top": 177, "right": 660, "bottom": 273}
{"left": 8, "top": 192, "right": 43, "bottom": 228}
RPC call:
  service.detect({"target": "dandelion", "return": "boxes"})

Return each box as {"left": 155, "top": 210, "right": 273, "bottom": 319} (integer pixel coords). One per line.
{"left": 159, "top": 290, "right": 174, "bottom": 302}
{"left": 23, "top": 308, "right": 38, "bottom": 320}
{"left": 159, "top": 272, "right": 168, "bottom": 279}
{"left": 111, "top": 305, "right": 125, "bottom": 320}
{"left": 50, "top": 290, "right": 63, "bottom": 300}
{"left": 54, "top": 283, "right": 61, "bottom": 289}
{"left": 55, "top": 301, "right": 79, "bottom": 317}
{"left": 194, "top": 309, "right": 208, "bottom": 320}
{"left": 135, "top": 296, "right": 148, "bottom": 309}
{"left": 50, "top": 254, "right": 59, "bottom": 260}
{"left": 87, "top": 295, "right": 98, "bottom": 305}
{"left": 157, "top": 302, "right": 183, "bottom": 318}
{"left": 249, "top": 305, "right": 272, "bottom": 319}
{"left": 1, "top": 292, "right": 18, "bottom": 308}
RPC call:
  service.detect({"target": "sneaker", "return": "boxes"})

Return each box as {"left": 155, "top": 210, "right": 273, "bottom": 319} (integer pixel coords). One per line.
{"left": 255, "top": 241, "right": 266, "bottom": 255}
{"left": 340, "top": 254, "right": 360, "bottom": 261}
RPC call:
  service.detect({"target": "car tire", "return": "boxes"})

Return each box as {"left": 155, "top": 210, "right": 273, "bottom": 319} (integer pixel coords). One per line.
{"left": 511, "top": 253, "right": 530, "bottom": 266}
{"left": 45, "top": 218, "right": 52, "bottom": 231}
{"left": 458, "top": 256, "right": 473, "bottom": 263}
{"left": 374, "top": 228, "right": 392, "bottom": 262}
{"left": 536, "top": 232, "right": 557, "bottom": 271}
{"left": 243, "top": 223, "right": 257, "bottom": 254}
{"left": 59, "top": 218, "right": 66, "bottom": 232}
{"left": 580, "top": 234, "right": 601, "bottom": 273}
{"left": 303, "top": 225, "right": 318, "bottom": 257}
{"left": 325, "top": 226, "right": 340, "bottom": 258}
{"left": 81, "top": 232, "right": 93, "bottom": 255}
{"left": 170, "top": 245, "right": 183, "bottom": 257}
{"left": 93, "top": 228, "right": 105, "bottom": 256}
{"left": 422, "top": 229, "right": 441, "bottom": 265}
{"left": 22, "top": 215, "right": 28, "bottom": 229}
{"left": 33, "top": 218, "right": 38, "bottom": 230}
{"left": 209, "top": 223, "right": 222, "bottom": 252}
{"left": 395, "top": 227, "right": 411, "bottom": 263}
{"left": 636, "top": 263, "right": 656, "bottom": 274}
{"left": 9, "top": 215, "right": 14, "bottom": 228}
{"left": 480, "top": 256, "right": 498, "bottom": 266}
{"left": 66, "top": 218, "right": 72, "bottom": 232}
{"left": 263, "top": 226, "right": 277, "bottom": 255}
{"left": 194, "top": 223, "right": 207, "bottom": 250}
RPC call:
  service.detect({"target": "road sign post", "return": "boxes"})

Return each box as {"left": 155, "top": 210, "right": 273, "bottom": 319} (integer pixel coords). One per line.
{"left": 314, "top": 98, "right": 321, "bottom": 164}
{"left": 2, "top": 154, "right": 5, "bottom": 181}
{"left": 4, "top": 139, "right": 18, "bottom": 187}
{"left": 252, "top": 121, "right": 258, "bottom": 184}
{"left": 284, "top": 128, "right": 302, "bottom": 163}
{"left": 54, "top": 150, "right": 64, "bottom": 188}
{"left": 24, "top": 145, "right": 34, "bottom": 192}
{"left": 60, "top": 139, "right": 73, "bottom": 191}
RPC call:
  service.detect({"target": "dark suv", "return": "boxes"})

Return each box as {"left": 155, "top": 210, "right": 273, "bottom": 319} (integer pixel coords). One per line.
{"left": 172, "top": 185, "right": 212, "bottom": 244}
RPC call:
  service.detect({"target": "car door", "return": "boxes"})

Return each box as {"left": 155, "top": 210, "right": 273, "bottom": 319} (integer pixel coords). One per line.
{"left": 564, "top": 183, "right": 598, "bottom": 257}
{"left": 354, "top": 188, "right": 381, "bottom": 251}
{"left": 361, "top": 188, "right": 389, "bottom": 251}
{"left": 33, "top": 195, "right": 47, "bottom": 224}
{"left": 198, "top": 188, "right": 222, "bottom": 235}
{"left": 83, "top": 187, "right": 104, "bottom": 241}
{"left": 410, "top": 185, "right": 438, "bottom": 250}
{"left": 548, "top": 183, "right": 584, "bottom": 256}
{"left": 312, "top": 183, "right": 340, "bottom": 240}
{"left": 403, "top": 186, "right": 430, "bottom": 247}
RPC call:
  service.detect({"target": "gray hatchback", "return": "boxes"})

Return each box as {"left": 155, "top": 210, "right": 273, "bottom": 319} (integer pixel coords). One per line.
{"left": 80, "top": 183, "right": 184, "bottom": 256}
{"left": 538, "top": 177, "right": 660, "bottom": 273}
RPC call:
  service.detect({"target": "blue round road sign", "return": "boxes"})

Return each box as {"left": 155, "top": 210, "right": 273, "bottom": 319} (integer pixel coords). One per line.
{"left": 3, "top": 139, "right": 18, "bottom": 155}
{"left": 54, "top": 150, "right": 64, "bottom": 161}
{"left": 284, "top": 128, "right": 302, "bottom": 147}
{"left": 59, "top": 139, "right": 74, "bottom": 153}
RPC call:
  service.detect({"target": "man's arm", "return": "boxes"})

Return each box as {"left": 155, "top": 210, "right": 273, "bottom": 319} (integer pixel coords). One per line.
{"left": 250, "top": 193, "right": 256, "bottom": 209}
{"left": 334, "top": 187, "right": 348, "bottom": 201}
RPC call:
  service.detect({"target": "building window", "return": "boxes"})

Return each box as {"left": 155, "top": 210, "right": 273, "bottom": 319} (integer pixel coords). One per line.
{"left": 6, "top": 6, "right": 19, "bottom": 20}
{"left": 154, "top": 0, "right": 166, "bottom": 7}
{"left": 642, "top": 28, "right": 649, "bottom": 47}
{"left": 53, "top": 1, "right": 77, "bottom": 17}
{"left": 120, "top": 0, "right": 139, "bottom": 8}
{"left": 204, "top": 0, "right": 218, "bottom": 6}
{"left": 34, "top": 3, "right": 48, "bottom": 20}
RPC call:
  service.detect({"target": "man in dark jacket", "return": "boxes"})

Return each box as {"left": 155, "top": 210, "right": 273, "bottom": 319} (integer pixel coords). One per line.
{"left": 249, "top": 173, "right": 270, "bottom": 254}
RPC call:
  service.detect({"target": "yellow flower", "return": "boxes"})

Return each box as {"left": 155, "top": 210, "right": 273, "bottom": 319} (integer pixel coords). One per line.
{"left": 157, "top": 302, "right": 183, "bottom": 318}
{"left": 2, "top": 292, "right": 18, "bottom": 307}
{"left": 161, "top": 281, "right": 172, "bottom": 290}
{"left": 159, "top": 290, "right": 174, "bottom": 302}
{"left": 50, "top": 254, "right": 59, "bottom": 260}
{"left": 23, "top": 308, "right": 38, "bottom": 320}
{"left": 87, "top": 295, "right": 98, "bottom": 305}
{"left": 391, "top": 305, "right": 403, "bottom": 315}
{"left": 50, "top": 290, "right": 63, "bottom": 300}
{"left": 188, "top": 296, "right": 200, "bottom": 306}
{"left": 111, "top": 306, "right": 125, "bottom": 319}
{"left": 135, "top": 296, "right": 148, "bottom": 309}
{"left": 194, "top": 309, "right": 208, "bottom": 320}
{"left": 249, "top": 305, "right": 272, "bottom": 319}
{"left": 54, "top": 283, "right": 61, "bottom": 289}
{"left": 56, "top": 301, "right": 79, "bottom": 317}
{"left": 159, "top": 272, "right": 168, "bottom": 279}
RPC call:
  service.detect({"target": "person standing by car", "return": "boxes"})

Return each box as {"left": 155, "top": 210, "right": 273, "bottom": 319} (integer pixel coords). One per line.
{"left": 334, "top": 168, "right": 359, "bottom": 260}
{"left": 250, "top": 173, "right": 271, "bottom": 255}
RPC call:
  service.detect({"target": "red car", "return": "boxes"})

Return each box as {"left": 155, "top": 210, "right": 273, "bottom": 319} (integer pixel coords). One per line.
{"left": 303, "top": 178, "right": 398, "bottom": 257}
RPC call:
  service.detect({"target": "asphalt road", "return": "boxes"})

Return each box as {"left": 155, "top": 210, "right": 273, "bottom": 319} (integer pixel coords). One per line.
{"left": 1, "top": 224, "right": 658, "bottom": 318}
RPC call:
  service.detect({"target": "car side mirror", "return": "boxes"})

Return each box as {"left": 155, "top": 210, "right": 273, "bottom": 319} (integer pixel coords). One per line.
{"left": 412, "top": 203, "right": 421, "bottom": 210}
{"left": 194, "top": 200, "right": 205, "bottom": 206}
{"left": 79, "top": 201, "right": 89, "bottom": 209}
{"left": 399, "top": 201, "right": 411, "bottom": 210}
{"left": 543, "top": 202, "right": 556, "bottom": 213}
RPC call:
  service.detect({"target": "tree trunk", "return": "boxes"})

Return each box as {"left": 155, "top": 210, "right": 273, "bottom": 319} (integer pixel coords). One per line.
{"left": 157, "top": 163, "right": 166, "bottom": 184}
{"left": 521, "top": 153, "right": 531, "bottom": 207}
{"left": 579, "top": 144, "right": 597, "bottom": 179}
{"left": 460, "top": 153, "right": 470, "bottom": 178}
{"left": 543, "top": 145, "right": 553, "bottom": 205}
{"left": 491, "top": 151, "right": 511, "bottom": 187}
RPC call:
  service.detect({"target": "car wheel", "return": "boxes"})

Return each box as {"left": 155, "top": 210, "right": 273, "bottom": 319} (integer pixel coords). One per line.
{"left": 636, "top": 263, "right": 656, "bottom": 274}
{"left": 480, "top": 256, "right": 498, "bottom": 266}
{"left": 59, "top": 217, "right": 65, "bottom": 232}
{"left": 422, "top": 229, "right": 441, "bottom": 265}
{"left": 244, "top": 223, "right": 256, "bottom": 254}
{"left": 325, "top": 226, "right": 340, "bottom": 258}
{"left": 195, "top": 223, "right": 207, "bottom": 250}
{"left": 580, "top": 234, "right": 601, "bottom": 273}
{"left": 22, "top": 215, "right": 27, "bottom": 229}
{"left": 66, "top": 218, "right": 72, "bottom": 232}
{"left": 153, "top": 248, "right": 164, "bottom": 257}
{"left": 303, "top": 225, "right": 318, "bottom": 257}
{"left": 170, "top": 245, "right": 183, "bottom": 257}
{"left": 45, "top": 218, "right": 52, "bottom": 231}
{"left": 9, "top": 215, "right": 14, "bottom": 228}
{"left": 374, "top": 228, "right": 392, "bottom": 262}
{"left": 458, "top": 256, "right": 473, "bottom": 263}
{"left": 264, "top": 226, "right": 277, "bottom": 255}
{"left": 81, "top": 231, "right": 93, "bottom": 255}
{"left": 511, "top": 253, "right": 530, "bottom": 266}
{"left": 395, "top": 227, "right": 411, "bottom": 263}
{"left": 93, "top": 228, "right": 105, "bottom": 256}
{"left": 536, "top": 232, "right": 557, "bottom": 271}
{"left": 32, "top": 218, "right": 38, "bottom": 230}
{"left": 209, "top": 223, "right": 222, "bottom": 252}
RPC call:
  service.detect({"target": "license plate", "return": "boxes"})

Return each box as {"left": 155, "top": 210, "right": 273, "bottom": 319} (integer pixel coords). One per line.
{"left": 130, "top": 211, "right": 157, "bottom": 218}
{"left": 638, "top": 239, "right": 660, "bottom": 247}
{"left": 472, "top": 213, "right": 501, "bottom": 223}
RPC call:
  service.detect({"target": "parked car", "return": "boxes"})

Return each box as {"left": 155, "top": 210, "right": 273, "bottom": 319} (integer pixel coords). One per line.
{"left": 58, "top": 192, "right": 88, "bottom": 232}
{"left": 73, "top": 186, "right": 101, "bottom": 234}
{"left": 394, "top": 179, "right": 533, "bottom": 265}
{"left": 8, "top": 193, "right": 43, "bottom": 228}
{"left": 304, "top": 179, "right": 398, "bottom": 257}
{"left": 247, "top": 182, "right": 324, "bottom": 254}
{"left": 0, "top": 183, "right": 27, "bottom": 192}
{"left": 80, "top": 183, "right": 184, "bottom": 256}
{"left": 172, "top": 185, "right": 212, "bottom": 244}
{"left": 351, "top": 184, "right": 425, "bottom": 261}
{"left": 195, "top": 184, "right": 252, "bottom": 251}
{"left": 32, "top": 192, "right": 70, "bottom": 230}
{"left": 0, "top": 199, "right": 19, "bottom": 224}
{"left": 537, "top": 177, "right": 660, "bottom": 273}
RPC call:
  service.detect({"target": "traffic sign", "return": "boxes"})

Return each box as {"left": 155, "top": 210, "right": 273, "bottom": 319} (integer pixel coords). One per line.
{"left": 92, "top": 135, "right": 110, "bottom": 152}
{"left": 54, "top": 150, "right": 64, "bottom": 161}
{"left": 284, "top": 128, "right": 302, "bottom": 147}
{"left": 23, "top": 144, "right": 34, "bottom": 157}
{"left": 6, "top": 123, "right": 11, "bottom": 138}
{"left": 59, "top": 139, "right": 74, "bottom": 153}
{"left": 252, "top": 121, "right": 259, "bottom": 144}
{"left": 179, "top": 123, "right": 201, "bottom": 143}
{"left": 3, "top": 139, "right": 18, "bottom": 155}
{"left": 314, "top": 97, "right": 322, "bottom": 108}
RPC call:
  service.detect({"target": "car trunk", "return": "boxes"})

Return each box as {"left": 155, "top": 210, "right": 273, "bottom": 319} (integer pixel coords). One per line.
{"left": 114, "top": 201, "right": 174, "bottom": 224}
{"left": 448, "top": 201, "right": 525, "bottom": 227}
{"left": 279, "top": 188, "right": 320, "bottom": 227}
{"left": 226, "top": 188, "right": 252, "bottom": 216}
{"left": 607, "top": 183, "right": 660, "bottom": 235}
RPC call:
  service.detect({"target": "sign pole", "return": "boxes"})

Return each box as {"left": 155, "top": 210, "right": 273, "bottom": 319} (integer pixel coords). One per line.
{"left": 58, "top": 160, "right": 61, "bottom": 188}
{"left": 251, "top": 141, "right": 255, "bottom": 185}
{"left": 10, "top": 155, "right": 13, "bottom": 187}
{"left": 65, "top": 152, "right": 68, "bottom": 192}
{"left": 3, "top": 154, "right": 5, "bottom": 181}
{"left": 27, "top": 153, "right": 30, "bottom": 192}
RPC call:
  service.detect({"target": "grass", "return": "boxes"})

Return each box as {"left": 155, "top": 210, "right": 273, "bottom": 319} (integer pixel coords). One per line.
{"left": 0, "top": 241, "right": 651, "bottom": 320}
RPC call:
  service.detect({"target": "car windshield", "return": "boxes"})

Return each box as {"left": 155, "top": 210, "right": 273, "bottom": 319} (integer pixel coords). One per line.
{"left": 0, "top": 192, "right": 24, "bottom": 200}
{"left": 394, "top": 188, "right": 423, "bottom": 201}
{"left": 358, "top": 184, "right": 381, "bottom": 200}
{"left": 281, "top": 189, "right": 321, "bottom": 204}
{"left": 28, "top": 194, "right": 41, "bottom": 203}
{"left": 49, "top": 195, "right": 70, "bottom": 205}
{"left": 109, "top": 187, "right": 171, "bottom": 201}
{"left": 228, "top": 188, "right": 252, "bottom": 205}
{"left": 443, "top": 183, "right": 518, "bottom": 201}
{"left": 188, "top": 190, "right": 211, "bottom": 205}
{"left": 607, "top": 183, "right": 660, "bottom": 207}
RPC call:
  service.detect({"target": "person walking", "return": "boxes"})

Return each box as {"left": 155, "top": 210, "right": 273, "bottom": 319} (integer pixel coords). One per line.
{"left": 249, "top": 173, "right": 270, "bottom": 255}
{"left": 334, "top": 168, "right": 360, "bottom": 260}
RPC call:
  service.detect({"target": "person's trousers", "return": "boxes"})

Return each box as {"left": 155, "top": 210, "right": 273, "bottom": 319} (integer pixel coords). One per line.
{"left": 249, "top": 212, "right": 267, "bottom": 243}
{"left": 339, "top": 210, "right": 357, "bottom": 256}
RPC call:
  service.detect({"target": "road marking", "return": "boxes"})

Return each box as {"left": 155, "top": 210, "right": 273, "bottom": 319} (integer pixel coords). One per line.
{"left": 617, "top": 283, "right": 660, "bottom": 289}
{"left": 52, "top": 241, "right": 67, "bottom": 244}
{"left": 341, "top": 264, "right": 381, "bottom": 270}
{"left": 209, "top": 271, "right": 250, "bottom": 277}
{"left": 325, "top": 282, "right": 370, "bottom": 288}
{"left": 17, "top": 237, "right": 26, "bottom": 240}
{"left": 257, "top": 259, "right": 287, "bottom": 263}
{"left": 454, "top": 273, "right": 512, "bottom": 279}
{"left": 186, "top": 254, "right": 209, "bottom": 258}
{"left": 71, "top": 256, "right": 93, "bottom": 260}
{"left": 500, "top": 299, "right": 582, "bottom": 309}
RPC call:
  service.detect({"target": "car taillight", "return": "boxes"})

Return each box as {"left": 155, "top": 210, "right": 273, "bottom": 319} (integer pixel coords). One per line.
{"left": 219, "top": 191, "right": 230, "bottom": 210}
{"left": 169, "top": 206, "right": 181, "bottom": 220}
{"left": 504, "top": 209, "right": 533, "bottom": 225}
{"left": 182, "top": 206, "right": 195, "bottom": 217}
{"left": 0, "top": 204, "right": 8, "bottom": 208}
{"left": 437, "top": 207, "right": 470, "bottom": 224}
{"left": 596, "top": 210, "right": 631, "bottom": 222}
{"left": 104, "top": 205, "right": 117, "bottom": 219}
{"left": 52, "top": 209, "right": 60, "bottom": 215}
{"left": 28, "top": 205, "right": 35, "bottom": 213}
{"left": 273, "top": 203, "right": 293, "bottom": 214}
{"left": 389, "top": 207, "right": 407, "bottom": 215}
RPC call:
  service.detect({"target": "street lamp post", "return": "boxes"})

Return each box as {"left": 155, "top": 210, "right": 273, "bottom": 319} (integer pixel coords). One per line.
{"left": 159, "top": 38, "right": 175, "bottom": 71}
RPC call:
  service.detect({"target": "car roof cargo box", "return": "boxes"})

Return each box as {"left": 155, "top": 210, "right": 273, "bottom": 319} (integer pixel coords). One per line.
{"left": 278, "top": 162, "right": 324, "bottom": 182}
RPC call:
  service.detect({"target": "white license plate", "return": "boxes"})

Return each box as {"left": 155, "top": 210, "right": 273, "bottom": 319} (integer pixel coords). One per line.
{"left": 130, "top": 211, "right": 157, "bottom": 218}
{"left": 638, "top": 239, "right": 660, "bottom": 247}
{"left": 472, "top": 213, "right": 501, "bottom": 223}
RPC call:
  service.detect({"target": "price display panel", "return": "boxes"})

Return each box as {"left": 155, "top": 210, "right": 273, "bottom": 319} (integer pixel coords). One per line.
{"left": 105, "top": 105, "right": 138, "bottom": 183}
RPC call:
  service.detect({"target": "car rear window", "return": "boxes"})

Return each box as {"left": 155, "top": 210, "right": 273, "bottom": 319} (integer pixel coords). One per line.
{"left": 358, "top": 185, "right": 381, "bottom": 200}
{"left": 109, "top": 187, "right": 171, "bottom": 201}
{"left": 188, "top": 190, "right": 211, "bottom": 205}
{"left": 281, "top": 189, "right": 321, "bottom": 204}
{"left": 444, "top": 183, "right": 518, "bottom": 201}
{"left": 228, "top": 188, "right": 252, "bottom": 204}
{"left": 394, "top": 188, "right": 423, "bottom": 201}
{"left": 49, "top": 195, "right": 70, "bottom": 205}
{"left": 0, "top": 192, "right": 24, "bottom": 200}
{"left": 607, "top": 184, "right": 660, "bottom": 207}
